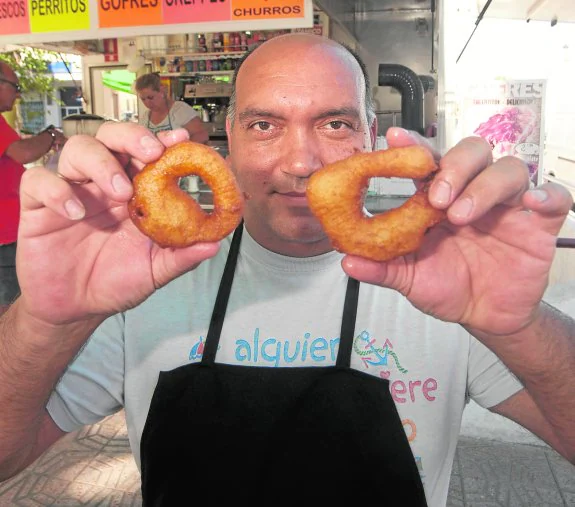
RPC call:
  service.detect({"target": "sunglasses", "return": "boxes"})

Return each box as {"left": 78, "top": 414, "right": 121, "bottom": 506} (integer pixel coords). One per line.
{"left": 0, "top": 78, "right": 21, "bottom": 93}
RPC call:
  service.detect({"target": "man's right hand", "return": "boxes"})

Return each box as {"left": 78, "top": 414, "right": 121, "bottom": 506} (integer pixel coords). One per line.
{"left": 16, "top": 122, "right": 220, "bottom": 327}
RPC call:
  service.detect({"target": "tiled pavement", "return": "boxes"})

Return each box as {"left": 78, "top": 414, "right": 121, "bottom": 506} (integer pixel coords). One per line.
{"left": 0, "top": 410, "right": 573, "bottom": 506}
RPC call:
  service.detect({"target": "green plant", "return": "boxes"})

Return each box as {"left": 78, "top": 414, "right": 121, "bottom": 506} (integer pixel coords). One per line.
{"left": 0, "top": 47, "right": 55, "bottom": 95}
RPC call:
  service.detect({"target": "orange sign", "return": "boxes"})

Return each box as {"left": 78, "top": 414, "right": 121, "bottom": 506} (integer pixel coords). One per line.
{"left": 97, "top": 0, "right": 162, "bottom": 27}
{"left": 232, "top": 0, "right": 304, "bottom": 19}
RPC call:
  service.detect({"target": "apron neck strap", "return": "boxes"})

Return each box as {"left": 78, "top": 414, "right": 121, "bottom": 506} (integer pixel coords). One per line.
{"left": 337, "top": 276, "right": 360, "bottom": 368}
{"left": 202, "top": 223, "right": 244, "bottom": 364}
{"left": 201, "top": 223, "right": 360, "bottom": 368}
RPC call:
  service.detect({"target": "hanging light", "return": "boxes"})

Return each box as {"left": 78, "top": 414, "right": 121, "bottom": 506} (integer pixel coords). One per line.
{"left": 127, "top": 52, "right": 146, "bottom": 72}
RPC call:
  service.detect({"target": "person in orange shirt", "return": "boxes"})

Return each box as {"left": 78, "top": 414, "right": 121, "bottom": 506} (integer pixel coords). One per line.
{"left": 0, "top": 61, "right": 66, "bottom": 314}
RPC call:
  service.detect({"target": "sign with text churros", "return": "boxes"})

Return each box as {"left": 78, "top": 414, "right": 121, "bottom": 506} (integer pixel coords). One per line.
{"left": 231, "top": 0, "right": 303, "bottom": 19}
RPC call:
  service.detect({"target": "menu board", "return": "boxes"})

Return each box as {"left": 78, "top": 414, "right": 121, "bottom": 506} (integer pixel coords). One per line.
{"left": 461, "top": 80, "right": 546, "bottom": 186}
{"left": 0, "top": 0, "right": 310, "bottom": 42}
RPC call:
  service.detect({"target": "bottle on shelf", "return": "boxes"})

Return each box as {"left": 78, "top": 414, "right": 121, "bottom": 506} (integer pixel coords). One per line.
{"left": 205, "top": 33, "right": 213, "bottom": 53}
{"left": 198, "top": 33, "right": 207, "bottom": 53}
{"left": 230, "top": 32, "right": 239, "bottom": 51}
{"left": 213, "top": 33, "right": 223, "bottom": 52}
{"left": 187, "top": 33, "right": 196, "bottom": 52}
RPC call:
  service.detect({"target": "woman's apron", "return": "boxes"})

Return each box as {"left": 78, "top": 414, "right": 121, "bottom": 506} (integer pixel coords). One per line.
{"left": 140, "top": 224, "right": 428, "bottom": 505}
{"left": 147, "top": 110, "right": 173, "bottom": 135}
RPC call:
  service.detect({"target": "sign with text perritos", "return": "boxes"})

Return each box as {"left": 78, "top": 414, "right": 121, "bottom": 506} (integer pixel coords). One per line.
{"left": 0, "top": 0, "right": 310, "bottom": 43}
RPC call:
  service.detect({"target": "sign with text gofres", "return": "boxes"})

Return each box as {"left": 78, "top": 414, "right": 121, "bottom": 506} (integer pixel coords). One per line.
{"left": 0, "top": 0, "right": 307, "bottom": 41}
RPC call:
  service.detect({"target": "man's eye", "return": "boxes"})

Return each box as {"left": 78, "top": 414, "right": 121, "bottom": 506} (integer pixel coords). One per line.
{"left": 252, "top": 121, "right": 271, "bottom": 131}
{"left": 328, "top": 121, "right": 347, "bottom": 130}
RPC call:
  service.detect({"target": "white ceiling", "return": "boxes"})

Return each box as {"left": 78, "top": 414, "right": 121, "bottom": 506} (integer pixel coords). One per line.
{"left": 479, "top": 0, "right": 575, "bottom": 23}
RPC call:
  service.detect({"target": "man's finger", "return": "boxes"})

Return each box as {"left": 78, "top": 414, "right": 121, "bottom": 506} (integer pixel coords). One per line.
{"left": 113, "top": 128, "right": 191, "bottom": 180}
{"left": 385, "top": 127, "right": 440, "bottom": 157}
{"left": 428, "top": 136, "right": 495, "bottom": 210}
{"left": 57, "top": 135, "right": 134, "bottom": 204}
{"left": 445, "top": 155, "right": 530, "bottom": 225}
{"left": 156, "top": 128, "right": 190, "bottom": 147}
{"left": 523, "top": 182, "right": 574, "bottom": 236}
{"left": 94, "top": 121, "right": 165, "bottom": 162}
{"left": 20, "top": 167, "right": 86, "bottom": 222}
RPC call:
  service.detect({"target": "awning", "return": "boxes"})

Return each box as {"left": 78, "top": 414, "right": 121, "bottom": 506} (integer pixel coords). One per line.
{"left": 102, "top": 69, "right": 136, "bottom": 94}
{"left": 479, "top": 0, "right": 575, "bottom": 23}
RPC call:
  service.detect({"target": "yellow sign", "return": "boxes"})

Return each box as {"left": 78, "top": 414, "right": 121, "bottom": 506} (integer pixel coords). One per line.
{"left": 29, "top": 0, "right": 90, "bottom": 32}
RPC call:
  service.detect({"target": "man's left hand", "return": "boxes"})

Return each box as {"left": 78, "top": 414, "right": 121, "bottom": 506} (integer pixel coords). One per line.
{"left": 342, "top": 128, "right": 574, "bottom": 337}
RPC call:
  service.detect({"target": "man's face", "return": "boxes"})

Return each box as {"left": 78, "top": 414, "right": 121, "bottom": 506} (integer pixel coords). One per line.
{"left": 0, "top": 68, "right": 21, "bottom": 113}
{"left": 227, "top": 39, "right": 375, "bottom": 257}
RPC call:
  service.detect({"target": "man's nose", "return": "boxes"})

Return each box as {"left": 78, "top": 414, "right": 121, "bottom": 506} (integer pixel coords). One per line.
{"left": 281, "top": 129, "right": 322, "bottom": 178}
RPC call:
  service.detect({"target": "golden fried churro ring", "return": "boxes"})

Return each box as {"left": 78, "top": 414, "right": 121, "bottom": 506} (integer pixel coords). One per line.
{"left": 307, "top": 145, "right": 445, "bottom": 261}
{"left": 128, "top": 141, "right": 243, "bottom": 248}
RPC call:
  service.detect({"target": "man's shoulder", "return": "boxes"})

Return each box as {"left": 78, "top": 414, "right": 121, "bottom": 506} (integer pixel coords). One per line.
{"left": 0, "top": 115, "right": 17, "bottom": 134}
{"left": 0, "top": 115, "right": 21, "bottom": 152}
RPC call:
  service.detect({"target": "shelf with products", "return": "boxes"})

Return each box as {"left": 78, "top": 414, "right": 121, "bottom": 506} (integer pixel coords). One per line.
{"left": 144, "top": 50, "right": 246, "bottom": 61}
{"left": 159, "top": 71, "right": 235, "bottom": 77}
{"left": 152, "top": 54, "right": 242, "bottom": 74}
{"left": 138, "top": 29, "right": 293, "bottom": 62}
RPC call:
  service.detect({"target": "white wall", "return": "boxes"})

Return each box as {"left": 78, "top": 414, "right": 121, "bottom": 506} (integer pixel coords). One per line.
{"left": 81, "top": 37, "right": 139, "bottom": 120}
{"left": 440, "top": 2, "right": 575, "bottom": 443}
{"left": 441, "top": 0, "right": 575, "bottom": 183}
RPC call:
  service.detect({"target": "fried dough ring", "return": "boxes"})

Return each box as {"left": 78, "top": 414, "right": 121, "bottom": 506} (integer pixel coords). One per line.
{"left": 128, "top": 141, "right": 243, "bottom": 248}
{"left": 307, "top": 145, "right": 445, "bottom": 261}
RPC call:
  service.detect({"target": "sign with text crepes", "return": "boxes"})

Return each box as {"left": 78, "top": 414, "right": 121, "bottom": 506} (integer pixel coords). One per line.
{"left": 0, "top": 0, "right": 308, "bottom": 40}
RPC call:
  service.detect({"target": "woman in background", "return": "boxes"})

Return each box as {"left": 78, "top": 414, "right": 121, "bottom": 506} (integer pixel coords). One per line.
{"left": 135, "top": 72, "right": 209, "bottom": 144}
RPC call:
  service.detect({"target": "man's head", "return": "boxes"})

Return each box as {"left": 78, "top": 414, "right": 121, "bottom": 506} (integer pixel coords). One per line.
{"left": 225, "top": 33, "right": 378, "bottom": 257}
{"left": 0, "top": 61, "right": 21, "bottom": 113}
{"left": 227, "top": 37, "right": 376, "bottom": 129}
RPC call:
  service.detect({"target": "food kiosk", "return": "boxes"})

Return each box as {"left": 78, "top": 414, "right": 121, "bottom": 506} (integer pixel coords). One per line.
{"left": 0, "top": 0, "right": 317, "bottom": 131}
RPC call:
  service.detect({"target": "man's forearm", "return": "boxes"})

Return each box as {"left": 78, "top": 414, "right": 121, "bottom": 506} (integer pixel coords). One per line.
{"left": 6, "top": 132, "right": 53, "bottom": 165}
{"left": 471, "top": 302, "right": 575, "bottom": 460}
{"left": 0, "top": 299, "right": 101, "bottom": 479}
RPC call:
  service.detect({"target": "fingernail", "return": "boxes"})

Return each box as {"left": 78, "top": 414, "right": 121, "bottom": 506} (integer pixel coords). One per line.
{"left": 450, "top": 196, "right": 473, "bottom": 219}
{"left": 64, "top": 199, "right": 85, "bottom": 220}
{"left": 529, "top": 189, "right": 548, "bottom": 202}
{"left": 112, "top": 173, "right": 132, "bottom": 194}
{"left": 163, "top": 130, "right": 179, "bottom": 143}
{"left": 393, "top": 127, "right": 411, "bottom": 138}
{"left": 140, "top": 135, "right": 160, "bottom": 155}
{"left": 433, "top": 180, "right": 452, "bottom": 205}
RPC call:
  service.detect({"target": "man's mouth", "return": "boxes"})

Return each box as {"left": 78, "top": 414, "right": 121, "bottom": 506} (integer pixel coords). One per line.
{"left": 282, "top": 191, "right": 307, "bottom": 198}
{"left": 274, "top": 190, "right": 310, "bottom": 208}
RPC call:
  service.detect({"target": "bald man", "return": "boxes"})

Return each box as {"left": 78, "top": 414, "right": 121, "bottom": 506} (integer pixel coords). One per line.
{"left": 0, "top": 35, "right": 573, "bottom": 507}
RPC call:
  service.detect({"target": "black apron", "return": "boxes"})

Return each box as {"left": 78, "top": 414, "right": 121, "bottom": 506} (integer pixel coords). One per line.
{"left": 140, "top": 225, "right": 427, "bottom": 505}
